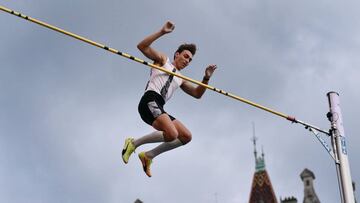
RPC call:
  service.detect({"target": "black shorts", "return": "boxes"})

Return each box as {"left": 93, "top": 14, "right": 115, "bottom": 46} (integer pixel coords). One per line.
{"left": 138, "top": 90, "right": 176, "bottom": 126}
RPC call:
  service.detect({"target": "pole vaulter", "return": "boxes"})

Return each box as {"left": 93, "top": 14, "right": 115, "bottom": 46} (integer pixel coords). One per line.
{"left": 0, "top": 5, "right": 355, "bottom": 202}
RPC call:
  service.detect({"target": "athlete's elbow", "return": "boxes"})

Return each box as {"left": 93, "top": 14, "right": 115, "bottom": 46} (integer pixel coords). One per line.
{"left": 137, "top": 43, "right": 144, "bottom": 51}
{"left": 194, "top": 89, "right": 206, "bottom": 99}
{"left": 194, "top": 93, "right": 203, "bottom": 99}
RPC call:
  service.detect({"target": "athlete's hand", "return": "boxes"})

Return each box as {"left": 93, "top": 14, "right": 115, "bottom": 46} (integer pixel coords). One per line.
{"left": 161, "top": 21, "right": 175, "bottom": 34}
{"left": 204, "top": 64, "right": 217, "bottom": 79}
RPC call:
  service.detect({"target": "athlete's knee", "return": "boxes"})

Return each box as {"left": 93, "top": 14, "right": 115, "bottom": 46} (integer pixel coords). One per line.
{"left": 163, "top": 128, "right": 179, "bottom": 142}
{"left": 179, "top": 131, "right": 192, "bottom": 144}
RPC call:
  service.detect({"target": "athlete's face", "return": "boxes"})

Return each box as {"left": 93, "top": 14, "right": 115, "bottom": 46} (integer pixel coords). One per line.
{"left": 174, "top": 50, "right": 193, "bottom": 70}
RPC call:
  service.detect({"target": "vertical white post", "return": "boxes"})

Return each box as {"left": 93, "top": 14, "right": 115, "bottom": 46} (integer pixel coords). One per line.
{"left": 327, "top": 91, "right": 355, "bottom": 203}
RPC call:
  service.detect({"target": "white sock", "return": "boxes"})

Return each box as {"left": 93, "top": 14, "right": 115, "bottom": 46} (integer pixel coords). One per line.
{"left": 146, "top": 139, "right": 183, "bottom": 159}
{"left": 133, "top": 131, "right": 164, "bottom": 148}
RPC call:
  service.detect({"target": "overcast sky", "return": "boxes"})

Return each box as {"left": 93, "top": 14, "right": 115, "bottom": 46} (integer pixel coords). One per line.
{"left": 1, "top": 1, "right": 359, "bottom": 203}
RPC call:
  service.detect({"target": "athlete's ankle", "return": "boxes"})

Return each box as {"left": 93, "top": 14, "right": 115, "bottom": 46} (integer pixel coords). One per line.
{"left": 144, "top": 152, "right": 153, "bottom": 159}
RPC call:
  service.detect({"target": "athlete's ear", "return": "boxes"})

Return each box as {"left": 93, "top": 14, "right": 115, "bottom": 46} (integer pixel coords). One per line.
{"left": 174, "top": 52, "right": 180, "bottom": 60}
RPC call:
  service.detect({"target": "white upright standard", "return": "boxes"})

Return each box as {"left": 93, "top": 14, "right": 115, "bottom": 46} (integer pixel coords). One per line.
{"left": 327, "top": 91, "right": 355, "bottom": 203}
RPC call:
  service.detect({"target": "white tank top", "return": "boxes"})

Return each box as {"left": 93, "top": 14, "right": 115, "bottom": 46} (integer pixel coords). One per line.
{"left": 145, "top": 57, "right": 183, "bottom": 102}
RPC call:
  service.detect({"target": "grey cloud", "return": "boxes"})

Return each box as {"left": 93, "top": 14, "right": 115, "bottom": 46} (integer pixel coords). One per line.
{"left": 1, "top": 1, "right": 359, "bottom": 203}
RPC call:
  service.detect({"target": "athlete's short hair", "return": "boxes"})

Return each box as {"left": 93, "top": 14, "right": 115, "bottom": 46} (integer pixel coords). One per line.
{"left": 174, "top": 43, "right": 197, "bottom": 59}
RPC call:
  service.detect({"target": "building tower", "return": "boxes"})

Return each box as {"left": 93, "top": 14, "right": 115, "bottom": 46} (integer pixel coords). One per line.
{"left": 249, "top": 124, "right": 278, "bottom": 203}
{"left": 300, "top": 168, "right": 320, "bottom": 203}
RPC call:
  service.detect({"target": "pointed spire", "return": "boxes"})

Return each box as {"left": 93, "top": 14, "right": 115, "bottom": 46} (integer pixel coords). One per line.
{"left": 251, "top": 122, "right": 258, "bottom": 165}
{"left": 251, "top": 122, "right": 266, "bottom": 172}
{"left": 248, "top": 125, "right": 277, "bottom": 203}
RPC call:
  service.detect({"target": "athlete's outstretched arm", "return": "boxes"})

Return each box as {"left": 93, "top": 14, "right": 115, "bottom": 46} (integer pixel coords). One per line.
{"left": 137, "top": 21, "right": 175, "bottom": 66}
{"left": 181, "top": 64, "right": 217, "bottom": 99}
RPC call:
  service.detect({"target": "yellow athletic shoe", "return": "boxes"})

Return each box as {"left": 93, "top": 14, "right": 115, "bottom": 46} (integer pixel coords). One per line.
{"left": 122, "top": 138, "right": 135, "bottom": 164}
{"left": 138, "top": 152, "right": 152, "bottom": 177}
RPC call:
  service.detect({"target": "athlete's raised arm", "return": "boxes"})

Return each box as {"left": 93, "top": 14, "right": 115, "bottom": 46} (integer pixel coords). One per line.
{"left": 137, "top": 21, "right": 175, "bottom": 66}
